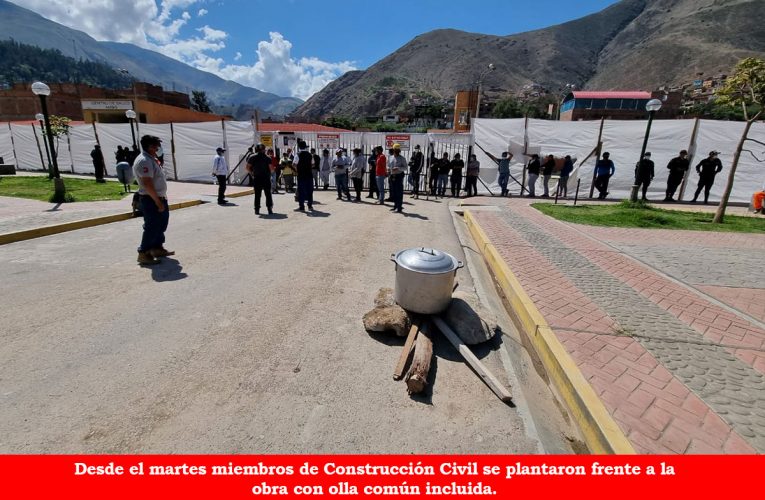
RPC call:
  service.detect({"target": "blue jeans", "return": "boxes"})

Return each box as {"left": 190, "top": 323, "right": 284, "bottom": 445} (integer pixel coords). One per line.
{"left": 437, "top": 174, "right": 448, "bottom": 195}
{"left": 335, "top": 173, "right": 350, "bottom": 198}
{"left": 376, "top": 176, "right": 387, "bottom": 202}
{"left": 297, "top": 177, "right": 313, "bottom": 208}
{"left": 271, "top": 171, "right": 278, "bottom": 191}
{"left": 498, "top": 172, "right": 509, "bottom": 195}
{"left": 138, "top": 196, "right": 169, "bottom": 253}
{"left": 390, "top": 173, "right": 404, "bottom": 209}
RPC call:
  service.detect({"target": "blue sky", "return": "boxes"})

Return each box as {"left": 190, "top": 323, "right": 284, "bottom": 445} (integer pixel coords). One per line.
{"left": 11, "top": 0, "right": 619, "bottom": 99}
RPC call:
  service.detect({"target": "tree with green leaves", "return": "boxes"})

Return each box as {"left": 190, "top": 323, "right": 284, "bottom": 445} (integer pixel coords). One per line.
{"left": 191, "top": 90, "right": 212, "bottom": 113}
{"left": 712, "top": 57, "right": 765, "bottom": 223}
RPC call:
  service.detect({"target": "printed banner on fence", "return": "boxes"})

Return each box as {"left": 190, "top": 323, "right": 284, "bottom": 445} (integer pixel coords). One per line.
{"left": 385, "top": 134, "right": 411, "bottom": 150}
{"left": 317, "top": 134, "right": 340, "bottom": 151}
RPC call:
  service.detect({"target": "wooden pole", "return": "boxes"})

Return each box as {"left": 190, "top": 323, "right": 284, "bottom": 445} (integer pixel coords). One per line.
{"left": 405, "top": 321, "right": 433, "bottom": 395}
{"left": 589, "top": 117, "right": 605, "bottom": 199}
{"left": 678, "top": 117, "right": 700, "bottom": 201}
{"left": 432, "top": 316, "right": 512, "bottom": 403}
{"left": 393, "top": 320, "right": 419, "bottom": 381}
{"left": 8, "top": 122, "right": 19, "bottom": 169}
{"left": 170, "top": 122, "right": 179, "bottom": 180}
{"left": 32, "top": 123, "right": 46, "bottom": 171}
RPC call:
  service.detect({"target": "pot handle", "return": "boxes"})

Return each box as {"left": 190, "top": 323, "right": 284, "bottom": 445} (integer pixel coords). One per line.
{"left": 390, "top": 253, "right": 396, "bottom": 262}
{"left": 457, "top": 260, "right": 464, "bottom": 269}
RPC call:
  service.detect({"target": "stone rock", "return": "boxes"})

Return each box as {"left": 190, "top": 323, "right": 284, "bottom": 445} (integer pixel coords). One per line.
{"left": 363, "top": 305, "right": 411, "bottom": 337}
{"left": 443, "top": 291, "right": 499, "bottom": 345}
{"left": 374, "top": 287, "right": 396, "bottom": 308}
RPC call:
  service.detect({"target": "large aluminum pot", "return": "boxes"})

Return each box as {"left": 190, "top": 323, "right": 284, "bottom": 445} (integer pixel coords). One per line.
{"left": 390, "top": 247, "right": 463, "bottom": 314}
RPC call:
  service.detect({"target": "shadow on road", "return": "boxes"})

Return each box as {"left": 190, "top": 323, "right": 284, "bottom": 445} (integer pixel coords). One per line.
{"left": 260, "top": 213, "right": 288, "bottom": 220}
{"left": 45, "top": 203, "right": 63, "bottom": 212}
{"left": 150, "top": 257, "right": 188, "bottom": 282}
{"left": 306, "top": 209, "right": 330, "bottom": 218}
{"left": 401, "top": 212, "right": 429, "bottom": 220}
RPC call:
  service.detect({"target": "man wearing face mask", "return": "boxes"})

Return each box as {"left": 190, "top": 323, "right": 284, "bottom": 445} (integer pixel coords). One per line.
{"left": 691, "top": 151, "right": 723, "bottom": 204}
{"left": 664, "top": 150, "right": 689, "bottom": 202}
{"left": 634, "top": 151, "right": 655, "bottom": 201}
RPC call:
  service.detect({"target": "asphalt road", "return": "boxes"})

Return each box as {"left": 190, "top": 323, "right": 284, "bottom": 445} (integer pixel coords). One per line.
{"left": 0, "top": 190, "right": 572, "bottom": 453}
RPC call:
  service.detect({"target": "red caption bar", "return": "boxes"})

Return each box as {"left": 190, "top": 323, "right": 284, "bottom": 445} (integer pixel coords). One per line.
{"left": 0, "top": 455, "right": 761, "bottom": 499}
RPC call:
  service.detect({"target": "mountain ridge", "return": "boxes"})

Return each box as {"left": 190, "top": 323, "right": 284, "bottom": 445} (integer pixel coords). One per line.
{"left": 0, "top": 0, "right": 302, "bottom": 117}
{"left": 292, "top": 0, "right": 764, "bottom": 120}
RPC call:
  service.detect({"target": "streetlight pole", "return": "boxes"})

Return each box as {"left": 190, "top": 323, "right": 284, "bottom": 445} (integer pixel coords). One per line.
{"left": 35, "top": 112, "right": 52, "bottom": 175}
{"left": 475, "top": 63, "right": 495, "bottom": 120}
{"left": 31, "top": 81, "right": 66, "bottom": 201}
{"left": 630, "top": 98, "right": 663, "bottom": 201}
{"left": 125, "top": 109, "right": 137, "bottom": 149}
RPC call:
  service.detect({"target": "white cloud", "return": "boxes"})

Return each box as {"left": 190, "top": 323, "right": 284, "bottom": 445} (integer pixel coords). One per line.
{"left": 8, "top": 1, "right": 355, "bottom": 99}
{"left": 210, "top": 32, "right": 356, "bottom": 100}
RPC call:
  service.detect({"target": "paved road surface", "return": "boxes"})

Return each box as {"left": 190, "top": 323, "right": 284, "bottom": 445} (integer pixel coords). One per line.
{"left": 0, "top": 191, "right": 572, "bottom": 453}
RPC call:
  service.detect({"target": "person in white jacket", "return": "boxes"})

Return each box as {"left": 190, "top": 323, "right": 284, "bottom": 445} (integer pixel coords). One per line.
{"left": 319, "top": 149, "right": 332, "bottom": 190}
{"left": 349, "top": 147, "right": 366, "bottom": 202}
{"left": 211, "top": 146, "right": 229, "bottom": 204}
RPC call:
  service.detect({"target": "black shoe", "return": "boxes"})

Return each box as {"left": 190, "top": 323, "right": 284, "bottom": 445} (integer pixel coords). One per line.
{"left": 268, "top": 208, "right": 273, "bottom": 215}
{"left": 308, "top": 205, "right": 313, "bottom": 211}
{"left": 390, "top": 207, "right": 397, "bottom": 211}
{"left": 396, "top": 208, "right": 403, "bottom": 213}
{"left": 690, "top": 199, "right": 697, "bottom": 203}
{"left": 255, "top": 209, "right": 260, "bottom": 215}
{"left": 378, "top": 201, "right": 385, "bottom": 205}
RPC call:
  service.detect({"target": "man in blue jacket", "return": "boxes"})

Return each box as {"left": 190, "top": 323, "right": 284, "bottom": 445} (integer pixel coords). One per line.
{"left": 594, "top": 152, "right": 615, "bottom": 200}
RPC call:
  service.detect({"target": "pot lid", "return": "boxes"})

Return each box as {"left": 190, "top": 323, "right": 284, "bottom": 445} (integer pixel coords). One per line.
{"left": 393, "top": 247, "right": 458, "bottom": 274}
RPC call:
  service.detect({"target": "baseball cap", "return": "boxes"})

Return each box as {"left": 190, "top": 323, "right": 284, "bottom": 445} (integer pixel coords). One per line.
{"left": 414, "top": 145, "right": 421, "bottom": 150}
{"left": 709, "top": 150, "right": 719, "bottom": 155}
{"left": 216, "top": 146, "right": 226, "bottom": 152}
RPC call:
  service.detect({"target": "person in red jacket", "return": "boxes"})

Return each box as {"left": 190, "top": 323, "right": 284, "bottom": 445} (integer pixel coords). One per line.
{"left": 375, "top": 146, "right": 387, "bottom": 204}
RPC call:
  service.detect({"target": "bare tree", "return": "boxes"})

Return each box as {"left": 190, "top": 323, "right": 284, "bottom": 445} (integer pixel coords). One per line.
{"left": 712, "top": 58, "right": 764, "bottom": 223}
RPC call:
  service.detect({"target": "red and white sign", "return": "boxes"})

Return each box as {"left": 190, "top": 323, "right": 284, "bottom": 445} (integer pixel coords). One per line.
{"left": 385, "top": 134, "right": 411, "bottom": 151}
{"left": 317, "top": 134, "right": 340, "bottom": 151}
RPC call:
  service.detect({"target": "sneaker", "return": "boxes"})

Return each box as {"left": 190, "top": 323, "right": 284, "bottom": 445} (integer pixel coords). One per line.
{"left": 137, "top": 252, "right": 159, "bottom": 265}
{"left": 150, "top": 247, "right": 175, "bottom": 258}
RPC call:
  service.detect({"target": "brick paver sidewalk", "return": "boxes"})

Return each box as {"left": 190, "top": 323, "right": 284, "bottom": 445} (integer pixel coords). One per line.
{"left": 470, "top": 199, "right": 765, "bottom": 453}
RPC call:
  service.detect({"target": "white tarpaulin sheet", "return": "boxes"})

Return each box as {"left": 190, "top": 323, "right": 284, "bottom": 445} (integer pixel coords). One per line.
{"left": 0, "top": 123, "right": 15, "bottom": 166}
{"left": 2, "top": 118, "right": 763, "bottom": 202}
{"left": 474, "top": 117, "right": 765, "bottom": 202}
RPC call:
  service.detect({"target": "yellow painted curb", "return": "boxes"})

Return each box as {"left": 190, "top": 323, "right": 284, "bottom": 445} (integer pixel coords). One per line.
{"left": 0, "top": 199, "right": 203, "bottom": 246}
{"left": 464, "top": 209, "right": 635, "bottom": 455}
{"left": 226, "top": 189, "right": 254, "bottom": 198}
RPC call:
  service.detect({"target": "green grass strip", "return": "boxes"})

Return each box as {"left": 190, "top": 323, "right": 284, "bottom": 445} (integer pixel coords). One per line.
{"left": 533, "top": 200, "right": 764, "bottom": 234}
{"left": 0, "top": 176, "right": 129, "bottom": 202}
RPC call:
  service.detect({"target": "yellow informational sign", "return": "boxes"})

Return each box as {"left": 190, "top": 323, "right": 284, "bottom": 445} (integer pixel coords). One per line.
{"left": 260, "top": 135, "right": 273, "bottom": 148}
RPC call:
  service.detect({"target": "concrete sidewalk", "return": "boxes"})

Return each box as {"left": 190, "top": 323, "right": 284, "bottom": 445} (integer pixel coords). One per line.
{"left": 466, "top": 198, "right": 765, "bottom": 454}
{"left": 0, "top": 175, "right": 252, "bottom": 237}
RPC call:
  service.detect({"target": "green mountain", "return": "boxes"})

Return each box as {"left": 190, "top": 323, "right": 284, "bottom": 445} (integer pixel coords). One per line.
{"left": 292, "top": 0, "right": 764, "bottom": 120}
{"left": 0, "top": 0, "right": 302, "bottom": 118}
